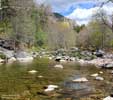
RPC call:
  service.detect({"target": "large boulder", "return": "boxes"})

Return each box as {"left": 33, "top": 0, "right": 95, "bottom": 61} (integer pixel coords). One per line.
{"left": 94, "top": 49, "right": 105, "bottom": 58}
{"left": 105, "top": 63, "right": 113, "bottom": 69}
{"left": 0, "top": 49, "right": 14, "bottom": 58}
{"left": 15, "top": 51, "right": 33, "bottom": 63}
{"left": 101, "top": 62, "right": 113, "bottom": 69}
{"left": 55, "top": 56, "right": 62, "bottom": 62}
{"left": 8, "top": 57, "right": 16, "bottom": 63}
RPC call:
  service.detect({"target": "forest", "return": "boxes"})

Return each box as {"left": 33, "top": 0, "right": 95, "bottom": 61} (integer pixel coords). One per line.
{"left": 0, "top": 0, "right": 113, "bottom": 51}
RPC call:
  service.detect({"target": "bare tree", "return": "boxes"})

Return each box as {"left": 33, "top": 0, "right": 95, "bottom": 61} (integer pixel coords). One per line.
{"left": 94, "top": 10, "right": 113, "bottom": 32}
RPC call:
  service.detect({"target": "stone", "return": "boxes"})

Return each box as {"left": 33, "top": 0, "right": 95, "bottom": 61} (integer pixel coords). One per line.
{"left": 16, "top": 51, "right": 33, "bottom": 63}
{"left": 28, "top": 70, "right": 38, "bottom": 74}
{"left": 105, "top": 63, "right": 113, "bottom": 69}
{"left": 103, "top": 96, "right": 113, "bottom": 100}
{"left": 44, "top": 85, "right": 58, "bottom": 92}
{"left": 111, "top": 70, "right": 113, "bottom": 74}
{"left": 94, "top": 49, "right": 104, "bottom": 57}
{"left": 60, "top": 59, "right": 66, "bottom": 63}
{"left": 8, "top": 57, "right": 16, "bottom": 63}
{"left": 48, "top": 57, "right": 53, "bottom": 60}
{"left": 70, "top": 57, "right": 76, "bottom": 61}
{"left": 99, "top": 71, "right": 103, "bottom": 74}
{"left": 95, "top": 76, "right": 104, "bottom": 81}
{"left": 0, "top": 58, "right": 5, "bottom": 63}
{"left": 54, "top": 64, "right": 63, "bottom": 69}
{"left": 91, "top": 73, "right": 99, "bottom": 77}
{"left": 72, "top": 77, "right": 88, "bottom": 83}
{"left": 17, "top": 57, "right": 33, "bottom": 63}
{"left": 38, "top": 75, "right": 43, "bottom": 78}
{"left": 0, "top": 49, "right": 14, "bottom": 58}
{"left": 32, "top": 52, "right": 39, "bottom": 58}
{"left": 55, "top": 56, "right": 62, "bottom": 62}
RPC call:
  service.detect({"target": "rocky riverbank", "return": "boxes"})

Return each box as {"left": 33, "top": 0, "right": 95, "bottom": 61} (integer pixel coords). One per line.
{"left": 1, "top": 47, "right": 113, "bottom": 69}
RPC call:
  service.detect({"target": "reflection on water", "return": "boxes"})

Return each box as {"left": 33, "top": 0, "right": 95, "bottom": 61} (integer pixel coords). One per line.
{"left": 0, "top": 59, "right": 112, "bottom": 100}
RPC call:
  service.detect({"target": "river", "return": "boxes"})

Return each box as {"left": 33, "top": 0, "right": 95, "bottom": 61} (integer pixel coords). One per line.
{"left": 0, "top": 58, "right": 112, "bottom": 100}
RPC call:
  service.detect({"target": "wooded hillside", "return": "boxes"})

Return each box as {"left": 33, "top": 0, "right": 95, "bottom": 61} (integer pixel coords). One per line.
{"left": 0, "top": 0, "right": 113, "bottom": 51}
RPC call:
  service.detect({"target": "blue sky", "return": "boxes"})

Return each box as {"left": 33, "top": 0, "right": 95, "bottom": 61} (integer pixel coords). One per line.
{"left": 36, "top": 0, "right": 113, "bottom": 25}
{"left": 60, "top": 2, "right": 96, "bottom": 16}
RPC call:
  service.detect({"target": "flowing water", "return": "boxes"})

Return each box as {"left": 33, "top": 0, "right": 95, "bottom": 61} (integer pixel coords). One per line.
{"left": 0, "top": 58, "right": 112, "bottom": 100}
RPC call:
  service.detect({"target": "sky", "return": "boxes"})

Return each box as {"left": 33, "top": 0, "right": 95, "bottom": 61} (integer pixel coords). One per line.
{"left": 36, "top": 0, "right": 113, "bottom": 25}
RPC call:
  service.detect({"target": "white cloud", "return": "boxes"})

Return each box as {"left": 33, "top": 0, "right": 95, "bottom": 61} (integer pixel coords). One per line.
{"left": 66, "top": 5, "right": 113, "bottom": 25}
{"left": 35, "top": 0, "right": 113, "bottom": 25}
{"left": 35, "top": 0, "right": 105, "bottom": 12}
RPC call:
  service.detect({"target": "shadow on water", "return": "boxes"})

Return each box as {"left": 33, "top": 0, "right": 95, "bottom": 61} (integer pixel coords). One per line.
{"left": 57, "top": 64, "right": 110, "bottom": 100}
{"left": 58, "top": 74, "right": 94, "bottom": 99}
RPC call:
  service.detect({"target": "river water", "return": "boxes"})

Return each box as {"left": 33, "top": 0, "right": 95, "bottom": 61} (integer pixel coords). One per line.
{"left": 0, "top": 59, "right": 112, "bottom": 100}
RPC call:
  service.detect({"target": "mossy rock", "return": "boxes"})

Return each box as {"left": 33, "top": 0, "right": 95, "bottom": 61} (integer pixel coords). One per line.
{"left": 0, "top": 52, "right": 6, "bottom": 59}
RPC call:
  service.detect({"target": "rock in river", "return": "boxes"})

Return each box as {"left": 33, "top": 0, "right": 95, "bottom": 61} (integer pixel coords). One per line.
{"left": 91, "top": 73, "right": 99, "bottom": 77}
{"left": 8, "top": 57, "right": 16, "bottom": 63}
{"left": 28, "top": 70, "right": 38, "bottom": 74}
{"left": 15, "top": 51, "right": 33, "bottom": 63}
{"left": 54, "top": 64, "right": 64, "bottom": 69}
{"left": 103, "top": 96, "right": 113, "bottom": 100}
{"left": 95, "top": 76, "right": 104, "bottom": 81}
{"left": 0, "top": 58, "right": 5, "bottom": 63}
{"left": 44, "top": 85, "right": 58, "bottom": 92}
{"left": 105, "top": 63, "right": 113, "bottom": 69}
{"left": 72, "top": 77, "right": 88, "bottom": 83}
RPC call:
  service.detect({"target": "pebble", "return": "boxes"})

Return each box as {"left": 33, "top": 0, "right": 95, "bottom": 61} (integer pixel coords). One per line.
{"left": 99, "top": 71, "right": 103, "bottom": 74}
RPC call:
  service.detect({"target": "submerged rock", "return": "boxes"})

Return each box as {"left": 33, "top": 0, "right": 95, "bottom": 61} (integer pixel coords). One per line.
{"left": 44, "top": 85, "right": 58, "bottom": 92}
{"left": 28, "top": 70, "right": 38, "bottom": 74}
{"left": 54, "top": 64, "right": 64, "bottom": 69}
{"left": 72, "top": 77, "right": 88, "bottom": 83}
{"left": 38, "top": 75, "right": 43, "bottom": 78}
